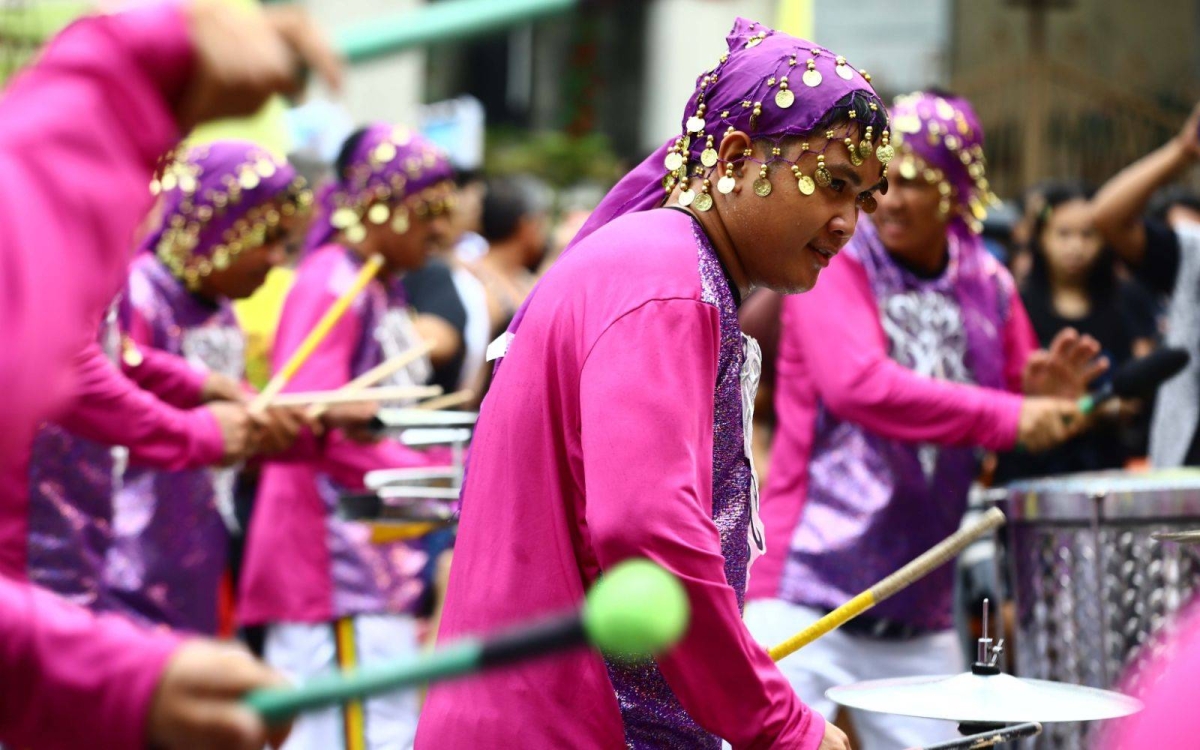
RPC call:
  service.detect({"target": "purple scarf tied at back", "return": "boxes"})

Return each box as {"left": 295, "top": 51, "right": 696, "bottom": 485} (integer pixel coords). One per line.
{"left": 508, "top": 16, "right": 887, "bottom": 336}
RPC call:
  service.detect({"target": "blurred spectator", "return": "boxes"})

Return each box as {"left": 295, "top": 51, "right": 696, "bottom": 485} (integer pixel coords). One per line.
{"left": 996, "top": 183, "right": 1158, "bottom": 482}
{"left": 1093, "top": 102, "right": 1200, "bottom": 467}
{"left": 473, "top": 174, "right": 552, "bottom": 336}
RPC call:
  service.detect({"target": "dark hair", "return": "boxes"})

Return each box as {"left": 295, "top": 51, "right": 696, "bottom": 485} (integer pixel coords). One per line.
{"left": 481, "top": 175, "right": 550, "bottom": 243}
{"left": 334, "top": 127, "right": 371, "bottom": 183}
{"left": 1027, "top": 181, "right": 1115, "bottom": 300}
{"left": 810, "top": 90, "right": 890, "bottom": 139}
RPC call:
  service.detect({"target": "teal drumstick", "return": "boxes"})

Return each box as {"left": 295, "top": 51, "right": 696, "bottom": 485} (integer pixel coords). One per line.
{"left": 245, "top": 558, "right": 689, "bottom": 724}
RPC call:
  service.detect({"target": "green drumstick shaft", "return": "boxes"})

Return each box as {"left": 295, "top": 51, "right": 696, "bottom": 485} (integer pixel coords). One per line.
{"left": 244, "top": 558, "right": 690, "bottom": 724}
{"left": 246, "top": 640, "right": 484, "bottom": 723}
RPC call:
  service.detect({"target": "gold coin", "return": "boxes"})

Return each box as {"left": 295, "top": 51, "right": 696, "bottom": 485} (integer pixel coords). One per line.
{"left": 178, "top": 174, "right": 197, "bottom": 194}
{"left": 753, "top": 177, "right": 773, "bottom": 197}
{"left": 368, "top": 203, "right": 390, "bottom": 225}
{"left": 678, "top": 189, "right": 695, "bottom": 207}
{"left": 664, "top": 152, "right": 684, "bottom": 172}
{"left": 160, "top": 173, "right": 178, "bottom": 191}
{"left": 797, "top": 175, "right": 815, "bottom": 195}
{"left": 686, "top": 116, "right": 706, "bottom": 134}
{"left": 700, "top": 148, "right": 719, "bottom": 168}
{"left": 693, "top": 192, "right": 713, "bottom": 212}
{"left": 876, "top": 144, "right": 895, "bottom": 164}
{"left": 836, "top": 64, "right": 853, "bottom": 81}
{"left": 815, "top": 167, "right": 832, "bottom": 188}
{"left": 374, "top": 142, "right": 397, "bottom": 163}
{"left": 256, "top": 159, "right": 277, "bottom": 178}
{"left": 802, "top": 69, "right": 823, "bottom": 88}
{"left": 331, "top": 207, "right": 358, "bottom": 230}
{"left": 899, "top": 159, "right": 918, "bottom": 180}
{"left": 391, "top": 211, "right": 410, "bottom": 234}
{"left": 239, "top": 170, "right": 260, "bottom": 190}
{"left": 775, "top": 89, "right": 795, "bottom": 109}
{"left": 717, "top": 175, "right": 736, "bottom": 194}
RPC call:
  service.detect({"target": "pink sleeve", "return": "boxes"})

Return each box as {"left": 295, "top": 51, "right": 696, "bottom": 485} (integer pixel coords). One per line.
{"left": 124, "top": 341, "right": 209, "bottom": 409}
{"left": 783, "top": 256, "right": 1023, "bottom": 451}
{"left": 581, "top": 300, "right": 824, "bottom": 750}
{"left": 0, "top": 574, "right": 181, "bottom": 750}
{"left": 272, "top": 275, "right": 437, "bottom": 481}
{"left": 0, "top": 5, "right": 192, "bottom": 458}
{"left": 57, "top": 343, "right": 224, "bottom": 470}
{"left": 1002, "top": 287, "right": 1038, "bottom": 393}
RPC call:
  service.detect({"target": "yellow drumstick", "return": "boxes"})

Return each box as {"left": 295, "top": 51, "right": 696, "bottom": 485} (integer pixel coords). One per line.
{"left": 414, "top": 389, "right": 475, "bottom": 411}
{"left": 252, "top": 253, "right": 386, "bottom": 412}
{"left": 769, "top": 507, "right": 1006, "bottom": 662}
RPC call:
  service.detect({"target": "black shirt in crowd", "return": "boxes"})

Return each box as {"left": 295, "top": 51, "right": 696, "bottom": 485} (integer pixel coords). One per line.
{"left": 401, "top": 259, "right": 468, "bottom": 393}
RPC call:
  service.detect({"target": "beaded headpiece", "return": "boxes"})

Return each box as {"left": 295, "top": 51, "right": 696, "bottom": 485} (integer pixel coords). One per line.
{"left": 660, "top": 17, "right": 891, "bottom": 213}
{"left": 305, "top": 123, "right": 456, "bottom": 252}
{"left": 146, "top": 141, "right": 309, "bottom": 291}
{"left": 888, "top": 91, "right": 999, "bottom": 234}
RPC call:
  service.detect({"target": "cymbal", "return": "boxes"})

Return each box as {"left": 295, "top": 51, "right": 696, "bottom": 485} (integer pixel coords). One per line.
{"left": 1153, "top": 529, "right": 1200, "bottom": 544}
{"left": 826, "top": 672, "right": 1141, "bottom": 724}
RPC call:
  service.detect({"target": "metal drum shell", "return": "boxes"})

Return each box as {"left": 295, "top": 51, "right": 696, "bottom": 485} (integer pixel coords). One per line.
{"left": 1004, "top": 469, "right": 1200, "bottom": 748}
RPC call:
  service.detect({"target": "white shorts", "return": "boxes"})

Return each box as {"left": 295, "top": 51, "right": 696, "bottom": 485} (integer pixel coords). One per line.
{"left": 744, "top": 598, "right": 964, "bottom": 750}
{"left": 264, "top": 614, "right": 421, "bottom": 750}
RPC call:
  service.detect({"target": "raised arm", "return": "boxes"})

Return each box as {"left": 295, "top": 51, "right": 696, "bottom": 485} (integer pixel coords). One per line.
{"left": 1093, "top": 102, "right": 1200, "bottom": 267}
{"left": 582, "top": 300, "right": 826, "bottom": 750}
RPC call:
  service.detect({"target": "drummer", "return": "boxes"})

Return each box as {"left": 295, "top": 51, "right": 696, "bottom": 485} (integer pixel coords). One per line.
{"left": 744, "top": 91, "right": 1102, "bottom": 748}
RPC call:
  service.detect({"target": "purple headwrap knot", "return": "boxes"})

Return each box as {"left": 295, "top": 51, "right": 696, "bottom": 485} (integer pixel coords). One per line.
{"left": 889, "top": 91, "right": 999, "bottom": 234}
{"left": 145, "top": 140, "right": 306, "bottom": 290}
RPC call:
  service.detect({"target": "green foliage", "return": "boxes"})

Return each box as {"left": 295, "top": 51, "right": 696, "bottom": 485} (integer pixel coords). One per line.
{"left": 485, "top": 128, "right": 624, "bottom": 189}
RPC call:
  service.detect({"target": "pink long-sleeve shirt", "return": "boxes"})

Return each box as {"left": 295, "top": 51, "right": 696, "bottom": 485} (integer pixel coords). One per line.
{"left": 0, "top": 4, "right": 193, "bottom": 748}
{"left": 417, "top": 209, "right": 823, "bottom": 750}
{"left": 748, "top": 221, "right": 1036, "bottom": 630}
{"left": 240, "top": 244, "right": 443, "bottom": 626}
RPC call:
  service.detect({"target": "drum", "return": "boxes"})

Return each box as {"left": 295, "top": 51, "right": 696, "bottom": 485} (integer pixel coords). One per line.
{"left": 1004, "top": 469, "right": 1200, "bottom": 748}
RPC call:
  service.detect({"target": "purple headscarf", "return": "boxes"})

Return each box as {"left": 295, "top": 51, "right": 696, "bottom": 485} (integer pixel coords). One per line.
{"left": 889, "top": 91, "right": 998, "bottom": 235}
{"left": 305, "top": 123, "right": 456, "bottom": 252}
{"left": 509, "top": 17, "right": 888, "bottom": 334}
{"left": 144, "top": 141, "right": 305, "bottom": 290}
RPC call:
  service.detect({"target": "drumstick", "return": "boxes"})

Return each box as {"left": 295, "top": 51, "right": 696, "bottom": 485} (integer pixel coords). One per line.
{"left": 244, "top": 559, "right": 690, "bottom": 724}
{"left": 911, "top": 721, "right": 1041, "bottom": 749}
{"left": 415, "top": 389, "right": 475, "bottom": 411}
{"left": 251, "top": 253, "right": 386, "bottom": 411}
{"left": 308, "top": 342, "right": 434, "bottom": 418}
{"left": 769, "top": 507, "right": 1006, "bottom": 662}
{"left": 268, "top": 385, "right": 441, "bottom": 408}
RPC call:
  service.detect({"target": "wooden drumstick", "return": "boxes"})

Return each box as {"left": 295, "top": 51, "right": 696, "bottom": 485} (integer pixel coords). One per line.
{"left": 414, "top": 389, "right": 475, "bottom": 411}
{"left": 269, "top": 385, "right": 441, "bottom": 408}
{"left": 308, "top": 342, "right": 434, "bottom": 418}
{"left": 769, "top": 507, "right": 1006, "bottom": 662}
{"left": 251, "top": 253, "right": 386, "bottom": 412}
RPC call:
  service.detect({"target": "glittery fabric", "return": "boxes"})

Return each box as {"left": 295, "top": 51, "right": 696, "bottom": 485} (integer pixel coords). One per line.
{"left": 323, "top": 246, "right": 433, "bottom": 618}
{"left": 781, "top": 217, "right": 1014, "bottom": 630}
{"left": 605, "top": 219, "right": 760, "bottom": 749}
{"left": 26, "top": 310, "right": 123, "bottom": 610}
{"left": 106, "top": 255, "right": 240, "bottom": 633}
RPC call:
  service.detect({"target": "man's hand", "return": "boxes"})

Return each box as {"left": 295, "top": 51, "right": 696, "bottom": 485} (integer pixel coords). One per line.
{"left": 249, "top": 405, "right": 312, "bottom": 456}
{"left": 318, "top": 401, "right": 382, "bottom": 444}
{"left": 207, "top": 401, "right": 253, "bottom": 464}
{"left": 147, "top": 640, "right": 291, "bottom": 750}
{"left": 1175, "top": 100, "right": 1200, "bottom": 163}
{"left": 1023, "top": 328, "right": 1107, "bottom": 399}
{"left": 176, "top": 1, "right": 343, "bottom": 131}
{"left": 817, "top": 722, "right": 851, "bottom": 750}
{"left": 1018, "top": 397, "right": 1084, "bottom": 453}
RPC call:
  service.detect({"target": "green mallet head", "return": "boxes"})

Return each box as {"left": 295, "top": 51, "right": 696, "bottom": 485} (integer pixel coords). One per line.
{"left": 582, "top": 559, "right": 690, "bottom": 661}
